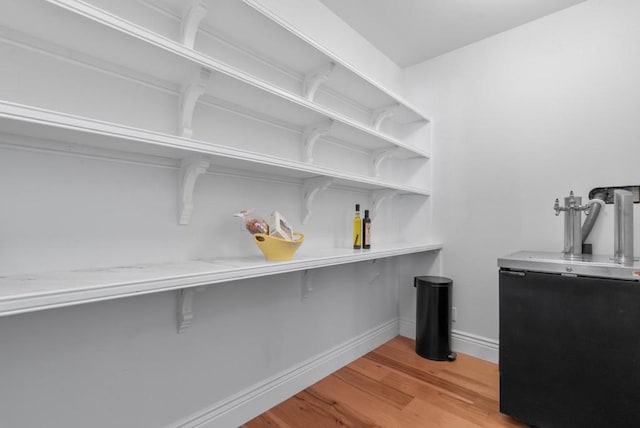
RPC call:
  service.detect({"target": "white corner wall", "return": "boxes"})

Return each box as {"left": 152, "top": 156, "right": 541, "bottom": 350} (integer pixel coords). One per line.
{"left": 402, "top": 0, "right": 640, "bottom": 347}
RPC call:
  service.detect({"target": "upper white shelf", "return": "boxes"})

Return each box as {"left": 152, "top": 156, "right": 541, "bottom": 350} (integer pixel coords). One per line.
{"left": 0, "top": 100, "right": 430, "bottom": 196}
{"left": 240, "top": 0, "right": 430, "bottom": 125}
{"left": 15, "top": 0, "right": 429, "bottom": 159}
{"left": 0, "top": 242, "right": 442, "bottom": 317}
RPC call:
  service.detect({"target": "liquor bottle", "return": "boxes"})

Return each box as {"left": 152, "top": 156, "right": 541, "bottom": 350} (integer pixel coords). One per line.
{"left": 353, "top": 204, "right": 362, "bottom": 249}
{"left": 362, "top": 209, "right": 371, "bottom": 249}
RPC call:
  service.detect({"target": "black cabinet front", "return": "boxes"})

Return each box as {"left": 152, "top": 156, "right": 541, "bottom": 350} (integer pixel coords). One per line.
{"left": 499, "top": 269, "right": 640, "bottom": 428}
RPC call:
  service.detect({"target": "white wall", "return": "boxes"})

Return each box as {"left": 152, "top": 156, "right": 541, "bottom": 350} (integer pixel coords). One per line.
{"left": 403, "top": 0, "right": 640, "bottom": 343}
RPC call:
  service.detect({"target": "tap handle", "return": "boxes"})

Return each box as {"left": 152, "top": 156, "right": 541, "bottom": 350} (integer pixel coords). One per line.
{"left": 554, "top": 198, "right": 561, "bottom": 216}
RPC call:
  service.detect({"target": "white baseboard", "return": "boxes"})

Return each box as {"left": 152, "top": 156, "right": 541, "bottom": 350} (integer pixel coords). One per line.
{"left": 398, "top": 317, "right": 418, "bottom": 340}
{"left": 173, "top": 319, "right": 399, "bottom": 428}
{"left": 399, "top": 318, "right": 499, "bottom": 364}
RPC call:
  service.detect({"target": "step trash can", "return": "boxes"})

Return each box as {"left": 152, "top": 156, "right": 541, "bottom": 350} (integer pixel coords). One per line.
{"left": 414, "top": 276, "right": 457, "bottom": 362}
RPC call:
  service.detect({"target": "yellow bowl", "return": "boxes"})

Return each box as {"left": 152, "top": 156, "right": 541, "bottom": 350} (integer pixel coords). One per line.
{"left": 253, "top": 232, "right": 304, "bottom": 261}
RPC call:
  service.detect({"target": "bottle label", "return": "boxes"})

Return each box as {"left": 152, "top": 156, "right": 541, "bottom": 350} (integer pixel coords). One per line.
{"left": 364, "top": 223, "right": 371, "bottom": 246}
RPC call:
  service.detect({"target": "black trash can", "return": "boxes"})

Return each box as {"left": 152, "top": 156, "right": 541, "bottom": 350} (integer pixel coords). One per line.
{"left": 414, "top": 276, "right": 457, "bottom": 361}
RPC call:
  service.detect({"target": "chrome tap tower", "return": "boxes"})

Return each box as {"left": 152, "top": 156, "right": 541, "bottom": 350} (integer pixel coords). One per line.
{"left": 554, "top": 191, "right": 592, "bottom": 259}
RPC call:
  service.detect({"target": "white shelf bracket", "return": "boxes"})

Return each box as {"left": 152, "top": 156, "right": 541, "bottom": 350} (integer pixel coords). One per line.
{"left": 177, "top": 286, "right": 205, "bottom": 333}
{"left": 371, "top": 103, "right": 399, "bottom": 131}
{"left": 372, "top": 147, "right": 402, "bottom": 177}
{"left": 302, "top": 176, "right": 333, "bottom": 225}
{"left": 301, "top": 269, "right": 313, "bottom": 301}
{"left": 370, "top": 190, "right": 399, "bottom": 220}
{"left": 303, "top": 62, "right": 335, "bottom": 101}
{"left": 369, "top": 259, "right": 381, "bottom": 285}
{"left": 178, "top": 156, "right": 210, "bottom": 225}
{"left": 302, "top": 119, "right": 333, "bottom": 163}
{"left": 180, "top": 0, "right": 208, "bottom": 49}
{"left": 179, "top": 67, "right": 211, "bottom": 138}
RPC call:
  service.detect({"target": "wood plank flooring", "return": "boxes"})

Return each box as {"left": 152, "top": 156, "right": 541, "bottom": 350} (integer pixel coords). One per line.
{"left": 242, "top": 336, "right": 525, "bottom": 428}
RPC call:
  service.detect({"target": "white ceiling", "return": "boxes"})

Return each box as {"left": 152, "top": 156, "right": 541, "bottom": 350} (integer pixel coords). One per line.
{"left": 318, "top": 0, "right": 587, "bottom": 68}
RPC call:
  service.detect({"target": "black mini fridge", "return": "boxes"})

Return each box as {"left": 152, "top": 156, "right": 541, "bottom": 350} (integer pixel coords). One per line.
{"left": 499, "top": 251, "right": 640, "bottom": 428}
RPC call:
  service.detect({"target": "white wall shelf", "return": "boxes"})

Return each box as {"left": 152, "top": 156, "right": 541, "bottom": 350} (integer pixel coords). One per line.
{"left": 17, "top": 0, "right": 430, "bottom": 161}
{"left": 46, "top": 0, "right": 431, "bottom": 129}
{"left": 0, "top": 101, "right": 430, "bottom": 195}
{"left": 0, "top": 0, "right": 437, "bottom": 336}
{"left": 241, "top": 0, "right": 430, "bottom": 124}
{"left": 0, "top": 243, "right": 443, "bottom": 320}
{"left": 0, "top": 101, "right": 430, "bottom": 224}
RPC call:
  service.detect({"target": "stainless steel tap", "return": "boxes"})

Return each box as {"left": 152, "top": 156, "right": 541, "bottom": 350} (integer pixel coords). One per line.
{"left": 554, "top": 191, "right": 604, "bottom": 259}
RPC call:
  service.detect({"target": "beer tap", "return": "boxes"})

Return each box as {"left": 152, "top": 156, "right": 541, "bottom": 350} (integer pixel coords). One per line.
{"left": 554, "top": 190, "right": 604, "bottom": 259}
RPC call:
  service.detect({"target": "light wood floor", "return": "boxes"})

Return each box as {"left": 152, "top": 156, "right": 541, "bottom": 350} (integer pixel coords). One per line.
{"left": 243, "top": 336, "right": 525, "bottom": 428}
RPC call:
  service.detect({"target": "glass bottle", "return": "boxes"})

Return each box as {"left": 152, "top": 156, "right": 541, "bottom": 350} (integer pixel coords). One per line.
{"left": 353, "top": 204, "right": 362, "bottom": 249}
{"left": 363, "top": 209, "right": 371, "bottom": 249}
